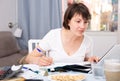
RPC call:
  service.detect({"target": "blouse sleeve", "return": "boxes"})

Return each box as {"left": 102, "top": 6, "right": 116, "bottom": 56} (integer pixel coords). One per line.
{"left": 39, "top": 30, "right": 54, "bottom": 51}
{"left": 85, "top": 36, "right": 93, "bottom": 58}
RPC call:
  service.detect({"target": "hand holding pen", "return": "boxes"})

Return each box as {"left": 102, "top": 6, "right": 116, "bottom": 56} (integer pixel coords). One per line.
{"left": 36, "top": 48, "right": 53, "bottom": 66}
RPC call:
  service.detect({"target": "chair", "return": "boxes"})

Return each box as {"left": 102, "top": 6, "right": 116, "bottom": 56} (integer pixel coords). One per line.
{"left": 28, "top": 39, "right": 41, "bottom": 53}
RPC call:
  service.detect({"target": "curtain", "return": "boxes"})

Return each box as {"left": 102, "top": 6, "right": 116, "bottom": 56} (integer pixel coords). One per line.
{"left": 18, "top": 0, "right": 62, "bottom": 49}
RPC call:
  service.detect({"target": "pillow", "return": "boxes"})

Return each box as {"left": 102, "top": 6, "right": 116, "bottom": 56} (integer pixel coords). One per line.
{"left": 0, "top": 31, "right": 20, "bottom": 57}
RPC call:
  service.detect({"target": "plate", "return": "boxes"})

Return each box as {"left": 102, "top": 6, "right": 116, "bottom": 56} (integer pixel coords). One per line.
{"left": 48, "top": 73, "right": 86, "bottom": 81}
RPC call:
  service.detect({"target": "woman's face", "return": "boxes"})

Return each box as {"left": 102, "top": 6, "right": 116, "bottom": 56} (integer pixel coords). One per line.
{"left": 68, "top": 14, "right": 89, "bottom": 36}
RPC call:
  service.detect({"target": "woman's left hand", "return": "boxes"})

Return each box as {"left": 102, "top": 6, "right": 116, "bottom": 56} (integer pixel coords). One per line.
{"left": 88, "top": 56, "right": 99, "bottom": 63}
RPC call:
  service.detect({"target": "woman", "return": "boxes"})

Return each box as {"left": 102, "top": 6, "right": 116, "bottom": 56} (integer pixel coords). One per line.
{"left": 24, "top": 3, "right": 99, "bottom": 66}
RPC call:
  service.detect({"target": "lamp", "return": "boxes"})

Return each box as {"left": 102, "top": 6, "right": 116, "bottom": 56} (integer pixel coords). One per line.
{"left": 8, "top": 22, "right": 23, "bottom": 38}
{"left": 14, "top": 27, "right": 23, "bottom": 38}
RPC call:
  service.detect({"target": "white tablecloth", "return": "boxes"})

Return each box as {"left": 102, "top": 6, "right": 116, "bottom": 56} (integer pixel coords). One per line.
{"left": 12, "top": 63, "right": 106, "bottom": 81}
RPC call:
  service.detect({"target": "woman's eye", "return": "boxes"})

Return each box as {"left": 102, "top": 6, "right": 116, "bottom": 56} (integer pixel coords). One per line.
{"left": 76, "top": 21, "right": 80, "bottom": 23}
{"left": 84, "top": 21, "right": 89, "bottom": 24}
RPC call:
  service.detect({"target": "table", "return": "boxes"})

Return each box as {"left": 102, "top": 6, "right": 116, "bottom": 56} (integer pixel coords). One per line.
{"left": 45, "top": 72, "right": 106, "bottom": 81}
{"left": 85, "top": 74, "right": 106, "bottom": 81}
{"left": 12, "top": 64, "right": 106, "bottom": 81}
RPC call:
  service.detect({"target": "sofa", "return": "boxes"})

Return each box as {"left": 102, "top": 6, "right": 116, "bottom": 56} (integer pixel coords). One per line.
{"left": 0, "top": 31, "right": 28, "bottom": 67}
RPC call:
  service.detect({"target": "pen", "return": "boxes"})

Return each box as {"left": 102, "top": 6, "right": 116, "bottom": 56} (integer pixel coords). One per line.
{"left": 36, "top": 48, "right": 42, "bottom": 53}
{"left": 22, "top": 67, "right": 39, "bottom": 74}
{"left": 36, "top": 48, "right": 45, "bottom": 56}
{"left": 36, "top": 48, "right": 49, "bottom": 57}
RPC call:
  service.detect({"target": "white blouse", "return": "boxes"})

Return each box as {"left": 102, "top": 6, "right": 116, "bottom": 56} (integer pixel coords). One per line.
{"left": 39, "top": 28, "right": 93, "bottom": 63}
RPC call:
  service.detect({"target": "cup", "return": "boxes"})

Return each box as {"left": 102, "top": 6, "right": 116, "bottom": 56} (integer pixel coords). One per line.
{"left": 104, "top": 59, "right": 120, "bottom": 81}
{"left": 92, "top": 63, "right": 105, "bottom": 79}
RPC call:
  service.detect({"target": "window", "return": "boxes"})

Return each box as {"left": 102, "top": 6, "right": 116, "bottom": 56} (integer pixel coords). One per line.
{"left": 63, "top": 0, "right": 118, "bottom": 32}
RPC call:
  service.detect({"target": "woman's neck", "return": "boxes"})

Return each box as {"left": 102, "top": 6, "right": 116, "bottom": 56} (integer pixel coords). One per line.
{"left": 61, "top": 28, "right": 84, "bottom": 55}
{"left": 61, "top": 28, "right": 83, "bottom": 42}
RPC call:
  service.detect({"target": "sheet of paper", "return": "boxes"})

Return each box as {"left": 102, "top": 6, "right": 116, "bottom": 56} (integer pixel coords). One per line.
{"left": 11, "top": 62, "right": 91, "bottom": 79}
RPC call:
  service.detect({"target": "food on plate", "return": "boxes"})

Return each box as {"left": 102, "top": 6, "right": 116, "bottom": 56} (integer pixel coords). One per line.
{"left": 50, "top": 74, "right": 85, "bottom": 81}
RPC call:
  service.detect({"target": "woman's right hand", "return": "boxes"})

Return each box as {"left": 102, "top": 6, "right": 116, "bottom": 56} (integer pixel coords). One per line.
{"left": 25, "top": 54, "right": 53, "bottom": 66}
{"left": 25, "top": 46, "right": 53, "bottom": 66}
{"left": 37, "top": 56, "right": 53, "bottom": 66}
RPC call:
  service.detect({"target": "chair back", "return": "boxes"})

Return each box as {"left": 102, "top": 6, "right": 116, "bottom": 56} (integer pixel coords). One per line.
{"left": 28, "top": 39, "right": 41, "bottom": 53}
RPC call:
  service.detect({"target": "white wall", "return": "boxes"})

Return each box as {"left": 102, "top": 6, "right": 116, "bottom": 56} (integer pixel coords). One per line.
{"left": 0, "top": 0, "right": 17, "bottom": 31}
{"left": 86, "top": 32, "right": 119, "bottom": 59}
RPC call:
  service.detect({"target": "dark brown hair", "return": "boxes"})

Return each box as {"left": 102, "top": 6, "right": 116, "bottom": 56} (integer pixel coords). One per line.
{"left": 63, "top": 3, "right": 91, "bottom": 30}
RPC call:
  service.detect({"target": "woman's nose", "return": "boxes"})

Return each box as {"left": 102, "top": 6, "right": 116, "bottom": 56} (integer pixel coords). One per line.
{"left": 79, "top": 22, "right": 85, "bottom": 28}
